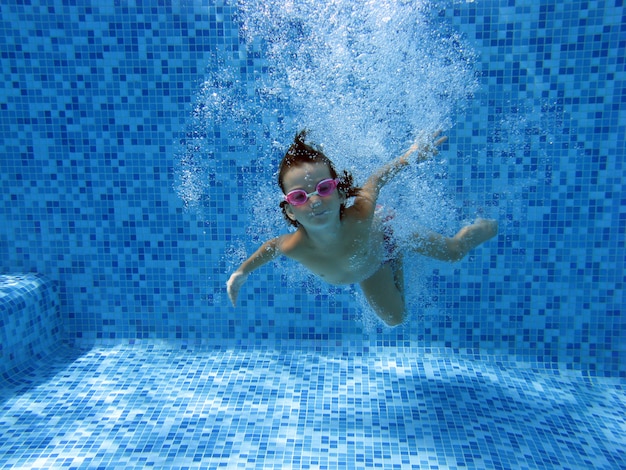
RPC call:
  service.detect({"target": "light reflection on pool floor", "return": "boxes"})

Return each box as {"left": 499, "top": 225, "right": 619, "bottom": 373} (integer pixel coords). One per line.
{"left": 1, "top": 343, "right": 624, "bottom": 469}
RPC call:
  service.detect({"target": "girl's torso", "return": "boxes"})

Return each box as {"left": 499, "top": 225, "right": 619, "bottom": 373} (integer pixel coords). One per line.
{"left": 281, "top": 212, "right": 390, "bottom": 285}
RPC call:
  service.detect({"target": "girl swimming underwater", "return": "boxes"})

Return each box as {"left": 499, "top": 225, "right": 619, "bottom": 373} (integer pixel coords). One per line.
{"left": 227, "top": 131, "right": 498, "bottom": 326}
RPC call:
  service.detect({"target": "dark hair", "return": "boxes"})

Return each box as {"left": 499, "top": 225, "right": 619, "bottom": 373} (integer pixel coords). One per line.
{"left": 278, "top": 130, "right": 360, "bottom": 227}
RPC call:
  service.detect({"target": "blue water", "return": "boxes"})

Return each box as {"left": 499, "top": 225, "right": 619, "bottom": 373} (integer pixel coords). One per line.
{"left": 0, "top": 0, "right": 624, "bottom": 468}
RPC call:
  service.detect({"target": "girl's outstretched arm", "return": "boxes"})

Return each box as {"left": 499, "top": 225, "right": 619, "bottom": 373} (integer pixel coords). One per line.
{"left": 381, "top": 130, "right": 448, "bottom": 182}
{"left": 356, "top": 131, "right": 448, "bottom": 210}
{"left": 226, "top": 236, "right": 284, "bottom": 306}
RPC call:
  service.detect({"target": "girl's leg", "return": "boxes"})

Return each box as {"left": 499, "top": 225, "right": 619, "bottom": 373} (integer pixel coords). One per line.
{"left": 359, "top": 258, "right": 405, "bottom": 327}
{"left": 411, "top": 218, "right": 498, "bottom": 261}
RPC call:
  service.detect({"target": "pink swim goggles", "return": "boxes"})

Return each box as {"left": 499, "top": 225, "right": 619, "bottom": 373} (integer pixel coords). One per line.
{"left": 284, "top": 178, "right": 339, "bottom": 206}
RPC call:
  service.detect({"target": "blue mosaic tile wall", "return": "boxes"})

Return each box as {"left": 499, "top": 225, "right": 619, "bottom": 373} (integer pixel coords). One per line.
{"left": 0, "top": 273, "right": 61, "bottom": 377}
{"left": 0, "top": 0, "right": 624, "bottom": 377}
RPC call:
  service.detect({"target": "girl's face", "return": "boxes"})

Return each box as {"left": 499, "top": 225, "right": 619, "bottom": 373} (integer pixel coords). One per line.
{"left": 282, "top": 162, "right": 344, "bottom": 228}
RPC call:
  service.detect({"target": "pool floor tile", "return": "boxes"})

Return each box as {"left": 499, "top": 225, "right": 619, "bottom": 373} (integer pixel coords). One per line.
{"left": 0, "top": 344, "right": 624, "bottom": 469}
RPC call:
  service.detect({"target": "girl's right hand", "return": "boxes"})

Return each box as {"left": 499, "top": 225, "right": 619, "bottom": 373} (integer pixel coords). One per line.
{"left": 226, "top": 271, "right": 248, "bottom": 306}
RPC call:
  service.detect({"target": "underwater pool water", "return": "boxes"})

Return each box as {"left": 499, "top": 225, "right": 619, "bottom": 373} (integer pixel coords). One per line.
{"left": 0, "top": 0, "right": 624, "bottom": 468}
